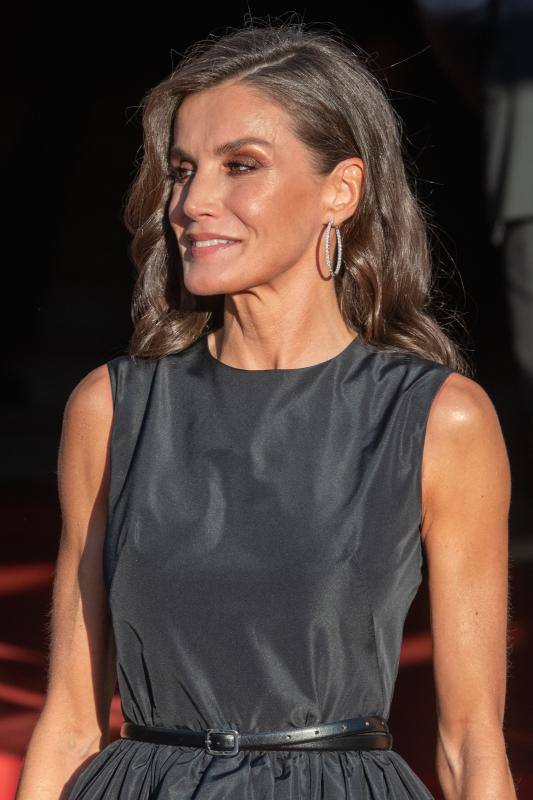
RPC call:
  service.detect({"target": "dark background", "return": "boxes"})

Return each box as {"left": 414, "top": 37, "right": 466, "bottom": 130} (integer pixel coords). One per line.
{"left": 1, "top": 4, "right": 531, "bottom": 797}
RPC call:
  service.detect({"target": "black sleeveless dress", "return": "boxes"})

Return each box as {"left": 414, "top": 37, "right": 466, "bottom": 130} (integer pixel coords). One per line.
{"left": 67, "top": 331, "right": 454, "bottom": 799}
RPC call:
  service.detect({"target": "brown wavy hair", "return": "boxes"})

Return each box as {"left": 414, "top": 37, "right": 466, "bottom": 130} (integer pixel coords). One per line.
{"left": 122, "top": 15, "right": 472, "bottom": 375}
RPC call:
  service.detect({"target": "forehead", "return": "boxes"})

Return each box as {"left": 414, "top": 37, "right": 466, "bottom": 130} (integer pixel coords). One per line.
{"left": 172, "top": 82, "right": 289, "bottom": 150}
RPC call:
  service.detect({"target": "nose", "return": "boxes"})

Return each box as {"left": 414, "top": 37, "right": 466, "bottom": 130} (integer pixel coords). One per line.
{"left": 181, "top": 167, "right": 221, "bottom": 220}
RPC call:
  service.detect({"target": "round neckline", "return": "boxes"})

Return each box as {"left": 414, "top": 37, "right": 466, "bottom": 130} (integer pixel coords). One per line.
{"left": 202, "top": 331, "right": 364, "bottom": 374}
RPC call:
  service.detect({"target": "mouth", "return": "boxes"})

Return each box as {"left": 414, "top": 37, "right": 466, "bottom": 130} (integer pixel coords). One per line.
{"left": 188, "top": 238, "right": 241, "bottom": 258}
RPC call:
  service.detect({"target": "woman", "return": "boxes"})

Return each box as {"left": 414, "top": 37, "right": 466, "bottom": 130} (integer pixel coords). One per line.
{"left": 16, "top": 19, "right": 516, "bottom": 800}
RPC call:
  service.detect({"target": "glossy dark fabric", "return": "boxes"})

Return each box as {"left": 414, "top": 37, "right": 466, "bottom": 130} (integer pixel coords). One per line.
{"left": 67, "top": 332, "right": 454, "bottom": 799}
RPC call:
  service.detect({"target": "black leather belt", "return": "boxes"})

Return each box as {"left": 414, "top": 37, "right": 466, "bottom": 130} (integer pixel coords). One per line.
{"left": 120, "top": 715, "right": 393, "bottom": 757}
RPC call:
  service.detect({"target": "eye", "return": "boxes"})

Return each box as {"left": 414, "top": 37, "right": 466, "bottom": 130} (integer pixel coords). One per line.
{"left": 167, "top": 159, "right": 258, "bottom": 185}
{"left": 226, "top": 159, "right": 258, "bottom": 174}
{"left": 167, "top": 166, "right": 193, "bottom": 184}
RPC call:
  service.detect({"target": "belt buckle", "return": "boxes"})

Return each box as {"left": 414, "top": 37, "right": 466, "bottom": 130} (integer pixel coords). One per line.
{"left": 205, "top": 727, "right": 240, "bottom": 756}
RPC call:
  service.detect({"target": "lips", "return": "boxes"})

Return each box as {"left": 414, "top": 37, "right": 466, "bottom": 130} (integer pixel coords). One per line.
{"left": 186, "top": 238, "right": 241, "bottom": 259}
{"left": 188, "top": 233, "right": 240, "bottom": 243}
{"left": 191, "top": 238, "right": 238, "bottom": 247}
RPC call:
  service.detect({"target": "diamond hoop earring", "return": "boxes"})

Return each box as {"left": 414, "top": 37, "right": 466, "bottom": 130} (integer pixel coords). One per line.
{"left": 325, "top": 220, "right": 343, "bottom": 277}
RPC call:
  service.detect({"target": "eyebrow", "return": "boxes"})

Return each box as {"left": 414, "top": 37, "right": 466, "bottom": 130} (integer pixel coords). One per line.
{"left": 169, "top": 137, "right": 273, "bottom": 162}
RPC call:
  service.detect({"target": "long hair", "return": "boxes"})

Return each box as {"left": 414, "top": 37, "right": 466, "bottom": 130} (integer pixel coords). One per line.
{"left": 123, "top": 16, "right": 472, "bottom": 375}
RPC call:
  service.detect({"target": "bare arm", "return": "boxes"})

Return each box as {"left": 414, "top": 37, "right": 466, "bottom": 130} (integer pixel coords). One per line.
{"left": 15, "top": 363, "right": 116, "bottom": 800}
{"left": 421, "top": 372, "right": 517, "bottom": 799}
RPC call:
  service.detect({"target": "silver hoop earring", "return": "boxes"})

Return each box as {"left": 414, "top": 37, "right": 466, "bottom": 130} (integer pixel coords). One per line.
{"left": 325, "top": 220, "right": 343, "bottom": 277}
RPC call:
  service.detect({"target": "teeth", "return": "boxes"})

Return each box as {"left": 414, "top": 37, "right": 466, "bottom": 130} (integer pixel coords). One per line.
{"left": 192, "top": 239, "right": 236, "bottom": 247}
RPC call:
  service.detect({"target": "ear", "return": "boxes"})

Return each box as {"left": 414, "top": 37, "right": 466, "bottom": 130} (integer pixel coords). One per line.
{"left": 322, "top": 158, "right": 364, "bottom": 224}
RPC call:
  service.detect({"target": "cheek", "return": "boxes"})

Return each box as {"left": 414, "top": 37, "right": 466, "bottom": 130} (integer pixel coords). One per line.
{"left": 167, "top": 190, "right": 181, "bottom": 224}
{"left": 230, "top": 173, "right": 318, "bottom": 236}
{"left": 228, "top": 175, "right": 276, "bottom": 224}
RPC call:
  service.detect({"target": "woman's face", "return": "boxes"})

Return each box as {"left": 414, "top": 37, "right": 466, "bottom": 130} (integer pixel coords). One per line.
{"left": 168, "top": 81, "right": 345, "bottom": 297}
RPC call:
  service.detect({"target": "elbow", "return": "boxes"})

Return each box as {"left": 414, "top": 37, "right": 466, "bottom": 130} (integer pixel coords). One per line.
{"left": 435, "top": 718, "right": 514, "bottom": 798}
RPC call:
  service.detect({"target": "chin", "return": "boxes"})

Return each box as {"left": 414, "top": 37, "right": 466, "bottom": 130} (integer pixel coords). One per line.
{"left": 183, "top": 274, "right": 238, "bottom": 297}
{"left": 184, "top": 265, "right": 259, "bottom": 295}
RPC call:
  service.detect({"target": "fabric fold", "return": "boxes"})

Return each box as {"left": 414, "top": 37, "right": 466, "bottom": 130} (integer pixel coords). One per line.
{"left": 69, "top": 739, "right": 435, "bottom": 799}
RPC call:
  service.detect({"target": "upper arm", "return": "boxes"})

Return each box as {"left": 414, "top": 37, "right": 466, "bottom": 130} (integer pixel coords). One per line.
{"left": 421, "top": 372, "right": 511, "bottom": 741}
{"left": 42, "top": 362, "right": 116, "bottom": 750}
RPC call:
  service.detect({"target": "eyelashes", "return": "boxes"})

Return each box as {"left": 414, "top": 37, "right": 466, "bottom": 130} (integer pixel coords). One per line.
{"left": 167, "top": 159, "right": 258, "bottom": 185}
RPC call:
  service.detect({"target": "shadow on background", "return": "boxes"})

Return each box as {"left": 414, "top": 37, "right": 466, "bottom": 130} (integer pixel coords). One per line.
{"left": 1, "top": 3, "right": 531, "bottom": 798}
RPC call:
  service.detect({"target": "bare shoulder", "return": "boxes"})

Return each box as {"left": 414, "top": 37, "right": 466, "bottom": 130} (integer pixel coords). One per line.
{"left": 427, "top": 371, "right": 500, "bottom": 440}
{"left": 60, "top": 360, "right": 114, "bottom": 466}
{"left": 58, "top": 364, "right": 114, "bottom": 535}
{"left": 64, "top": 362, "right": 113, "bottom": 428}
{"left": 421, "top": 371, "right": 511, "bottom": 537}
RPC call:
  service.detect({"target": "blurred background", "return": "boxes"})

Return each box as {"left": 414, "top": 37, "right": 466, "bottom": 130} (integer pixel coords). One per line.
{"left": 1, "top": 2, "right": 532, "bottom": 797}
